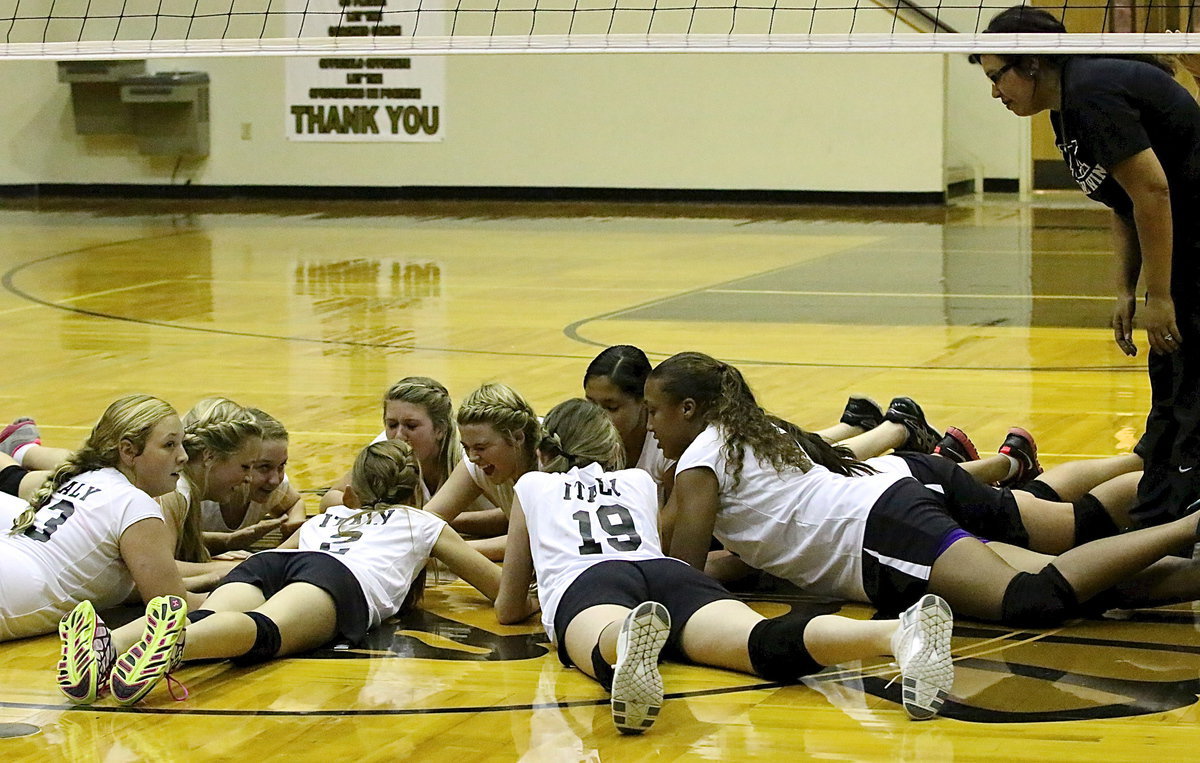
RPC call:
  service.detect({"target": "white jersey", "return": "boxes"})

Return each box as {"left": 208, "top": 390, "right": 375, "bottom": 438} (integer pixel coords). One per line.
{"left": 267, "top": 504, "right": 446, "bottom": 628}
{"left": 0, "top": 492, "right": 29, "bottom": 529}
{"left": 676, "top": 425, "right": 907, "bottom": 602}
{"left": 634, "top": 430, "right": 675, "bottom": 486}
{"left": 0, "top": 468, "right": 164, "bottom": 641}
{"left": 514, "top": 463, "right": 664, "bottom": 642}
{"left": 200, "top": 475, "right": 292, "bottom": 533}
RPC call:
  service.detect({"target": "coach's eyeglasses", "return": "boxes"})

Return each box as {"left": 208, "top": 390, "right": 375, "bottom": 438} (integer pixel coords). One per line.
{"left": 987, "top": 62, "right": 1018, "bottom": 84}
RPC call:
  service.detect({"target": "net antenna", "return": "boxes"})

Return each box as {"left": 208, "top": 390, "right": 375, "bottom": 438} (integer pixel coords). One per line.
{"left": 3, "top": 0, "right": 1200, "bottom": 59}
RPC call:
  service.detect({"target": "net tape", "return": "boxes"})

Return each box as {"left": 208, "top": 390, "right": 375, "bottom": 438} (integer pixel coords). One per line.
{"left": 2, "top": 0, "right": 1199, "bottom": 58}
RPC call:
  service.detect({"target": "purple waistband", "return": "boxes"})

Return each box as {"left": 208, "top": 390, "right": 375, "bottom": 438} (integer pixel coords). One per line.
{"left": 935, "top": 528, "right": 980, "bottom": 557}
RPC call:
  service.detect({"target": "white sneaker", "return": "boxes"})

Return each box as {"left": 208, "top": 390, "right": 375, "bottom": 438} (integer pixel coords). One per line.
{"left": 891, "top": 594, "right": 954, "bottom": 720}
{"left": 610, "top": 601, "right": 671, "bottom": 735}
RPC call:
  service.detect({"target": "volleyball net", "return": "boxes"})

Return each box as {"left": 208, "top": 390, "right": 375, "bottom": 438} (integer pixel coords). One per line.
{"left": 0, "top": 0, "right": 1198, "bottom": 59}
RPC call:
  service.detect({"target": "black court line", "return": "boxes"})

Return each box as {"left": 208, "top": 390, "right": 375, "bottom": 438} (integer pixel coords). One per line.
{"left": 562, "top": 260, "right": 1141, "bottom": 374}
{"left": 2, "top": 225, "right": 1139, "bottom": 374}
{"left": 0, "top": 681, "right": 786, "bottom": 718}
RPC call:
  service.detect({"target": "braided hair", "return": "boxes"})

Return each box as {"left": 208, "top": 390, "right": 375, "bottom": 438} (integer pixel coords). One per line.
{"left": 538, "top": 399, "right": 625, "bottom": 474}
{"left": 383, "top": 376, "right": 458, "bottom": 488}
{"left": 176, "top": 397, "right": 262, "bottom": 562}
{"left": 456, "top": 383, "right": 541, "bottom": 469}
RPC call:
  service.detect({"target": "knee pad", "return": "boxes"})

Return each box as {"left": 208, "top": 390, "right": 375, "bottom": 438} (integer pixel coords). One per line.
{"left": 186, "top": 609, "right": 216, "bottom": 624}
{"left": 747, "top": 611, "right": 822, "bottom": 682}
{"left": 1073, "top": 494, "right": 1120, "bottom": 545}
{"left": 1000, "top": 565, "right": 1078, "bottom": 628}
{"left": 591, "top": 642, "right": 615, "bottom": 691}
{"left": 0, "top": 465, "right": 27, "bottom": 497}
{"left": 230, "top": 611, "right": 283, "bottom": 666}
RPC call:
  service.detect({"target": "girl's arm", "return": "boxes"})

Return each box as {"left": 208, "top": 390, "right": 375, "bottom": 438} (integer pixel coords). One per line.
{"left": 666, "top": 467, "right": 722, "bottom": 570}
{"left": 203, "top": 517, "right": 285, "bottom": 553}
{"left": 277, "top": 489, "right": 307, "bottom": 538}
{"left": 451, "top": 507, "right": 508, "bottom": 536}
{"left": 120, "top": 517, "right": 207, "bottom": 611}
{"left": 494, "top": 496, "right": 539, "bottom": 624}
{"left": 430, "top": 524, "right": 514, "bottom": 609}
{"left": 277, "top": 526, "right": 302, "bottom": 549}
{"left": 1110, "top": 147, "right": 1180, "bottom": 355}
{"left": 424, "top": 460, "right": 484, "bottom": 523}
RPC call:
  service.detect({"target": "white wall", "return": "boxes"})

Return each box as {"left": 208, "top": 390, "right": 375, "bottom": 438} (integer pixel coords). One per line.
{"left": 0, "top": 53, "right": 963, "bottom": 193}
{"left": 0, "top": 0, "right": 1030, "bottom": 195}
{"left": 944, "top": 52, "right": 1025, "bottom": 185}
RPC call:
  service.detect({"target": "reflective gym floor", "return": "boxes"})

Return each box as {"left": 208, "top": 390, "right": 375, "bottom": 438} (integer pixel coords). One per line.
{"left": 0, "top": 193, "right": 1193, "bottom": 761}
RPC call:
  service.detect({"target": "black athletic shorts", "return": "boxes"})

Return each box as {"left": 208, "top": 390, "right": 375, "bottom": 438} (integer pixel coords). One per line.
{"left": 0, "top": 465, "right": 26, "bottom": 497}
{"left": 861, "top": 478, "right": 969, "bottom": 616}
{"left": 1017, "top": 479, "right": 1061, "bottom": 503}
{"left": 218, "top": 551, "right": 372, "bottom": 644}
{"left": 552, "top": 558, "right": 734, "bottom": 667}
{"left": 894, "top": 452, "right": 1029, "bottom": 548}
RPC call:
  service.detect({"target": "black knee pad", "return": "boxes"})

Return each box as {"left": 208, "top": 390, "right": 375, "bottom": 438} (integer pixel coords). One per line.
{"left": 1073, "top": 494, "right": 1120, "bottom": 545}
{"left": 0, "top": 465, "right": 27, "bottom": 497}
{"left": 186, "top": 609, "right": 216, "bottom": 624}
{"left": 747, "top": 611, "right": 823, "bottom": 682}
{"left": 1000, "top": 565, "right": 1078, "bottom": 628}
{"left": 230, "top": 611, "right": 283, "bottom": 666}
{"left": 591, "top": 642, "right": 615, "bottom": 691}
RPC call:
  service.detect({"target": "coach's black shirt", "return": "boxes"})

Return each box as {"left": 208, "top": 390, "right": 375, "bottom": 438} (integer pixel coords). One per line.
{"left": 1050, "top": 56, "right": 1200, "bottom": 276}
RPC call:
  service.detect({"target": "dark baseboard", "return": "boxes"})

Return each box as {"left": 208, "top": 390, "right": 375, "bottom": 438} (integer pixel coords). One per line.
{"left": 0, "top": 183, "right": 951, "bottom": 206}
{"left": 983, "top": 178, "right": 1020, "bottom": 193}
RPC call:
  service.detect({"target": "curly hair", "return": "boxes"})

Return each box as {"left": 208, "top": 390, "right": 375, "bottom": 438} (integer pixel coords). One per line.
{"left": 649, "top": 352, "right": 871, "bottom": 486}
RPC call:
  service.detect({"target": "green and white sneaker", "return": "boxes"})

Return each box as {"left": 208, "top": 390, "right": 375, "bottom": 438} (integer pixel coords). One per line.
{"left": 610, "top": 601, "right": 671, "bottom": 735}
{"left": 892, "top": 594, "right": 954, "bottom": 720}
{"left": 57, "top": 600, "right": 116, "bottom": 705}
{"left": 110, "top": 595, "right": 188, "bottom": 706}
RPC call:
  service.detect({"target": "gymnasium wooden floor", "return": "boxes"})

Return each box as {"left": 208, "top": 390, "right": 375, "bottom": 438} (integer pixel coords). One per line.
{"left": 0, "top": 193, "right": 1195, "bottom": 761}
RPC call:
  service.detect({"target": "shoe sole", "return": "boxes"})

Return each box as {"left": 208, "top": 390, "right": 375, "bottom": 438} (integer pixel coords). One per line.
{"left": 841, "top": 395, "right": 884, "bottom": 429}
{"left": 611, "top": 601, "right": 671, "bottom": 735}
{"left": 110, "top": 596, "right": 187, "bottom": 706}
{"left": 900, "top": 594, "right": 954, "bottom": 720}
{"left": 57, "top": 601, "right": 101, "bottom": 705}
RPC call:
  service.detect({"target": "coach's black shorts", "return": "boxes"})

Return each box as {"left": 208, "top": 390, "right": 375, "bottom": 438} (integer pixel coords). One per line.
{"left": 894, "top": 452, "right": 1029, "bottom": 548}
{"left": 553, "top": 558, "right": 734, "bottom": 666}
{"left": 861, "top": 478, "right": 969, "bottom": 616}
{"left": 218, "top": 551, "right": 371, "bottom": 644}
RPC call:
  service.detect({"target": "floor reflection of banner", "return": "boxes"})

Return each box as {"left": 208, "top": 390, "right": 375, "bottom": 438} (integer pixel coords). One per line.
{"left": 285, "top": 0, "right": 445, "bottom": 142}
